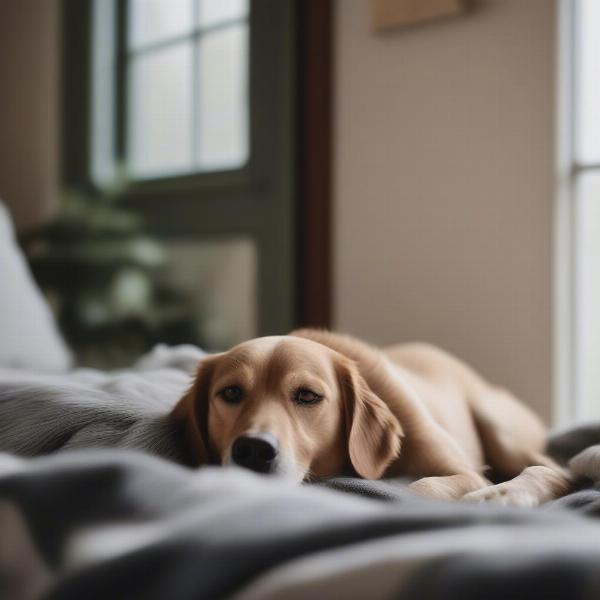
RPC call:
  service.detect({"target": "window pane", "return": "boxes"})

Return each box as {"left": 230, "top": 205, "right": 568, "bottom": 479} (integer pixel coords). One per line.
{"left": 165, "top": 238, "right": 257, "bottom": 349}
{"left": 575, "top": 172, "right": 600, "bottom": 419}
{"left": 576, "top": 0, "right": 600, "bottom": 163}
{"left": 197, "top": 25, "right": 249, "bottom": 171}
{"left": 129, "top": 0, "right": 194, "bottom": 49}
{"left": 127, "top": 43, "right": 193, "bottom": 178}
{"left": 198, "top": 0, "right": 248, "bottom": 28}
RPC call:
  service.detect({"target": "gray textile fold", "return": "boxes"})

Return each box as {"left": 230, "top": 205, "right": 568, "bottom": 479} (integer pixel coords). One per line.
{"left": 3, "top": 346, "right": 600, "bottom": 598}
{"left": 2, "top": 450, "right": 600, "bottom": 600}
{"left": 548, "top": 422, "right": 600, "bottom": 465}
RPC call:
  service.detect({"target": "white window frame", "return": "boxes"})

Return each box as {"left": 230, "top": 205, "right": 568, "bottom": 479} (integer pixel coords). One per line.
{"left": 554, "top": 0, "right": 600, "bottom": 425}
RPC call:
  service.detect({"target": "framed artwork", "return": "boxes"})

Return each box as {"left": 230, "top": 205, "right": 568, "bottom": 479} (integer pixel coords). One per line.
{"left": 371, "top": 0, "right": 469, "bottom": 31}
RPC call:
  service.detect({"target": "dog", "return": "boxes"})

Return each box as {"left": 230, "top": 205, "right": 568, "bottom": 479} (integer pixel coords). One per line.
{"left": 172, "top": 329, "right": 571, "bottom": 506}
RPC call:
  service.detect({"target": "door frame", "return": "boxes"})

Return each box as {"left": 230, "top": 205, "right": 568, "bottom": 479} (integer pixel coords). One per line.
{"left": 295, "top": 0, "right": 333, "bottom": 329}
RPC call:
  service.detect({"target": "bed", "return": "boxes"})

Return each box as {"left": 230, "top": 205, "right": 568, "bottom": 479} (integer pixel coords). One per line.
{"left": 3, "top": 202, "right": 600, "bottom": 599}
{"left": 2, "top": 346, "right": 600, "bottom": 600}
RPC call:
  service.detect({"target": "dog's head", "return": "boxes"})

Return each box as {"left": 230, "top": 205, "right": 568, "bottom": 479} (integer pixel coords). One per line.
{"left": 172, "top": 336, "right": 402, "bottom": 481}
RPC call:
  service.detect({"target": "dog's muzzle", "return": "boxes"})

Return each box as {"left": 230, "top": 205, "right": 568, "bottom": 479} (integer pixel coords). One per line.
{"left": 231, "top": 433, "right": 279, "bottom": 474}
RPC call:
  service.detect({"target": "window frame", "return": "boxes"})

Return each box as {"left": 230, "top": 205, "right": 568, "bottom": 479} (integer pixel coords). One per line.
{"left": 62, "top": 0, "right": 299, "bottom": 338}
{"left": 63, "top": 0, "right": 258, "bottom": 197}
{"left": 115, "top": 0, "right": 251, "bottom": 184}
{"left": 116, "top": 0, "right": 253, "bottom": 194}
{"left": 555, "top": 0, "right": 600, "bottom": 425}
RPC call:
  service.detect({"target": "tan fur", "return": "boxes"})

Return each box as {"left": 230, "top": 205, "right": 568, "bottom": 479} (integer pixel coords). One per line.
{"left": 171, "top": 329, "right": 572, "bottom": 505}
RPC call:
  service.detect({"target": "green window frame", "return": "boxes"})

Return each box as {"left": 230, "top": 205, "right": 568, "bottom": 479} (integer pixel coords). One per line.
{"left": 115, "top": 1, "right": 250, "bottom": 183}
{"left": 62, "top": 0, "right": 297, "bottom": 338}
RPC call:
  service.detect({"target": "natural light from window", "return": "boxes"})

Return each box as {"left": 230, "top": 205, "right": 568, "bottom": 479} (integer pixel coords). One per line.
{"left": 128, "top": 0, "right": 249, "bottom": 178}
{"left": 91, "top": 0, "right": 249, "bottom": 184}
{"left": 573, "top": 0, "right": 600, "bottom": 419}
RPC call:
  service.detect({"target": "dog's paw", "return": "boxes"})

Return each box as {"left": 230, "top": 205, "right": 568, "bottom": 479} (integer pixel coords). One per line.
{"left": 462, "top": 484, "right": 538, "bottom": 507}
{"left": 408, "top": 478, "right": 453, "bottom": 500}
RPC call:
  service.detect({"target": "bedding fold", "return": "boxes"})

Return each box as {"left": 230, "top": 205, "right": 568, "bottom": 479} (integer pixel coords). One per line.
{"left": 2, "top": 449, "right": 600, "bottom": 600}
{"left": 3, "top": 346, "right": 600, "bottom": 598}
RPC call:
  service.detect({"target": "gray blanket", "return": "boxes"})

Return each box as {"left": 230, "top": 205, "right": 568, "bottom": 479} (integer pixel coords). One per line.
{"left": 2, "top": 346, "right": 600, "bottom": 599}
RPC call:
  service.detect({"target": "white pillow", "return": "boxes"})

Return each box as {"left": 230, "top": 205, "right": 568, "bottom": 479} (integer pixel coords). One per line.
{"left": 0, "top": 201, "right": 73, "bottom": 371}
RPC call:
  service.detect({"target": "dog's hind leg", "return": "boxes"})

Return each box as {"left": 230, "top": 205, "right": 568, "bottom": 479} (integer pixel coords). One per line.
{"left": 464, "top": 387, "right": 573, "bottom": 506}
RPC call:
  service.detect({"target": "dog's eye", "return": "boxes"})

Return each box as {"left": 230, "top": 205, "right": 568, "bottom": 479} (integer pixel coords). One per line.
{"left": 218, "top": 386, "right": 243, "bottom": 404}
{"left": 295, "top": 389, "right": 322, "bottom": 405}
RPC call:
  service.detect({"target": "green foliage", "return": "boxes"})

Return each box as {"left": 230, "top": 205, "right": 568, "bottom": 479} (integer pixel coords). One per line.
{"left": 22, "top": 190, "right": 199, "bottom": 368}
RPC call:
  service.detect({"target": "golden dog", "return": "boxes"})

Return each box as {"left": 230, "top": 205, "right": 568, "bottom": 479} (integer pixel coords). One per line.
{"left": 172, "top": 330, "right": 571, "bottom": 505}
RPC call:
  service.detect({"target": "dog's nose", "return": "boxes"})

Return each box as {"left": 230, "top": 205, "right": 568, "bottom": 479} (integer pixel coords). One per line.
{"left": 231, "top": 434, "right": 279, "bottom": 474}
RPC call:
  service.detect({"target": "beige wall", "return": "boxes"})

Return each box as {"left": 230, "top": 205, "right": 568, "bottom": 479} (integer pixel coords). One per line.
{"left": 333, "top": 0, "right": 556, "bottom": 421}
{"left": 0, "top": 0, "right": 61, "bottom": 231}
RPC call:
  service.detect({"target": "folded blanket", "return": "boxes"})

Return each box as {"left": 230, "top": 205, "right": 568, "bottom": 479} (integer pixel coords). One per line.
{"left": 4, "top": 346, "right": 600, "bottom": 598}
{"left": 548, "top": 422, "right": 600, "bottom": 464}
{"left": 2, "top": 450, "right": 600, "bottom": 600}
{"left": 0, "top": 345, "right": 205, "bottom": 463}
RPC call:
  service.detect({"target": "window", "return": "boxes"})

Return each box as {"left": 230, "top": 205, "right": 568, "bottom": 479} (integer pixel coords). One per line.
{"left": 557, "top": 0, "right": 600, "bottom": 422}
{"left": 64, "top": 0, "right": 298, "bottom": 344}
{"left": 91, "top": 0, "right": 249, "bottom": 185}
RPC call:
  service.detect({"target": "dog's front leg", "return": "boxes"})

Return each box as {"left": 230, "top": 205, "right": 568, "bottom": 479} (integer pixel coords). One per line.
{"left": 462, "top": 464, "right": 573, "bottom": 507}
{"left": 409, "top": 472, "right": 489, "bottom": 501}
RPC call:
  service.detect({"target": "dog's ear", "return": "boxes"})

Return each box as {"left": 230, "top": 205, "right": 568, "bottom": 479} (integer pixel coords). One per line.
{"left": 171, "top": 356, "right": 219, "bottom": 465}
{"left": 337, "top": 358, "right": 402, "bottom": 479}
